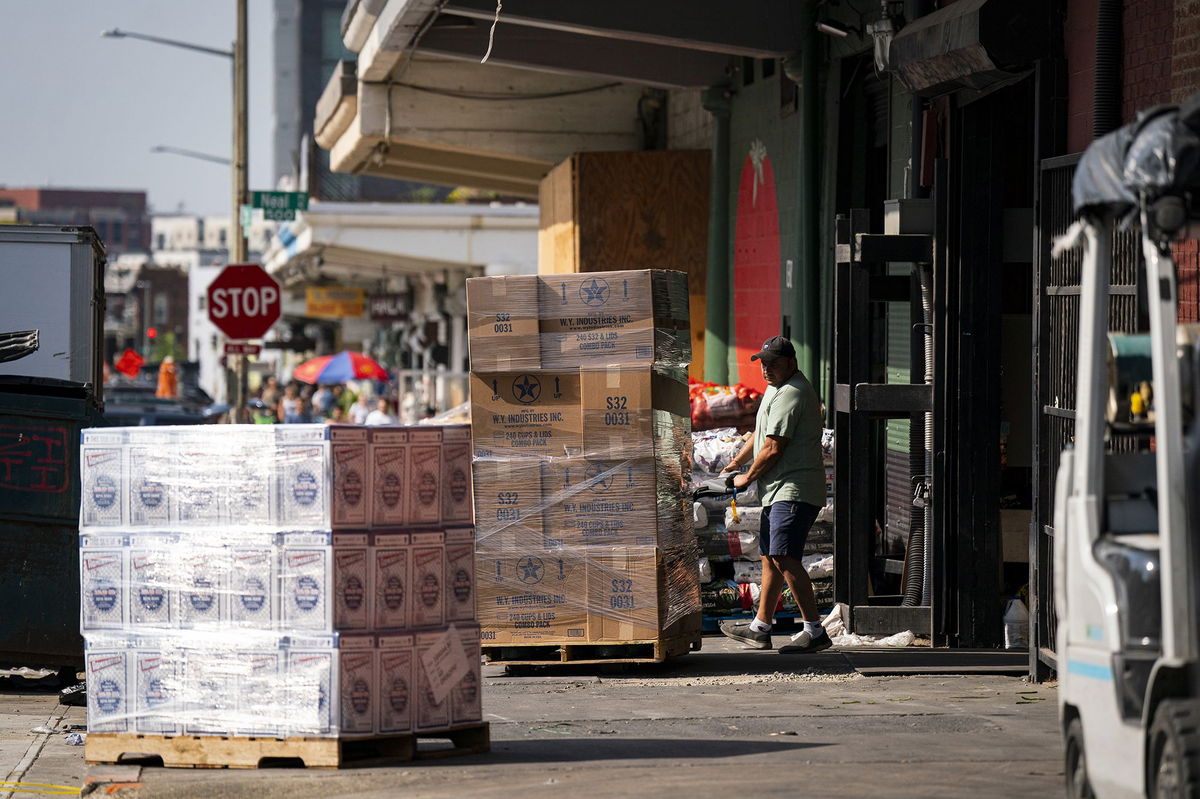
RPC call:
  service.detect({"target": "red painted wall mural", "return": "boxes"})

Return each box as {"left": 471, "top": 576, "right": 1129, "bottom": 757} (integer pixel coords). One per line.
{"left": 733, "top": 141, "right": 782, "bottom": 393}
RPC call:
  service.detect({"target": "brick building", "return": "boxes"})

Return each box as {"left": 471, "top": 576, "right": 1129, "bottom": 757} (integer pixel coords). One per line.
{"left": 0, "top": 187, "right": 150, "bottom": 254}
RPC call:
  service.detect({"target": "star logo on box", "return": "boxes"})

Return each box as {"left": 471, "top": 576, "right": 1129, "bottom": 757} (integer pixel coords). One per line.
{"left": 580, "top": 277, "right": 610, "bottom": 307}
{"left": 516, "top": 556, "right": 544, "bottom": 585}
{"left": 585, "top": 463, "right": 614, "bottom": 493}
{"left": 511, "top": 374, "right": 541, "bottom": 404}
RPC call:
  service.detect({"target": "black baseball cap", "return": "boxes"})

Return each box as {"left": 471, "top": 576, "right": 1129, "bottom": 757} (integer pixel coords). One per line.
{"left": 750, "top": 336, "right": 796, "bottom": 361}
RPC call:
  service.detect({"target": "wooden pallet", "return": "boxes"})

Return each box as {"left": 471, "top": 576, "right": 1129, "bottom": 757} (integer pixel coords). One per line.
{"left": 482, "top": 632, "right": 701, "bottom": 665}
{"left": 84, "top": 722, "right": 489, "bottom": 769}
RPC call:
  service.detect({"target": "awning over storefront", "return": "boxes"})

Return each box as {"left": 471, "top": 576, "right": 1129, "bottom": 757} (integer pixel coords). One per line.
{"left": 321, "top": 0, "right": 808, "bottom": 193}
{"left": 888, "top": 0, "right": 1049, "bottom": 98}
{"left": 262, "top": 201, "right": 538, "bottom": 286}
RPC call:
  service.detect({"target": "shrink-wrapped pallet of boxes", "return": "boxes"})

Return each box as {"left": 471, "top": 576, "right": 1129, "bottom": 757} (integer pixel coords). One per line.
{"left": 467, "top": 270, "right": 703, "bottom": 664}
{"left": 79, "top": 424, "right": 487, "bottom": 770}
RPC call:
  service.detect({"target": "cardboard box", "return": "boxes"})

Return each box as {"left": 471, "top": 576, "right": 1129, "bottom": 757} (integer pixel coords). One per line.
{"left": 408, "top": 428, "right": 443, "bottom": 525}
{"left": 81, "top": 435, "right": 125, "bottom": 528}
{"left": 330, "top": 425, "right": 370, "bottom": 529}
{"left": 579, "top": 367, "right": 688, "bottom": 457}
{"left": 377, "top": 633, "right": 415, "bottom": 734}
{"left": 134, "top": 649, "right": 179, "bottom": 735}
{"left": 183, "top": 648, "right": 237, "bottom": 735}
{"left": 469, "top": 371, "right": 582, "bottom": 457}
{"left": 80, "top": 537, "right": 127, "bottom": 631}
{"left": 441, "top": 425, "right": 473, "bottom": 525}
{"left": 177, "top": 552, "right": 225, "bottom": 629}
{"left": 466, "top": 274, "right": 540, "bottom": 371}
{"left": 370, "top": 428, "right": 408, "bottom": 528}
{"left": 541, "top": 457, "right": 660, "bottom": 547}
{"left": 444, "top": 528, "right": 476, "bottom": 623}
{"left": 451, "top": 624, "right": 483, "bottom": 725}
{"left": 280, "top": 534, "right": 333, "bottom": 632}
{"left": 410, "top": 532, "right": 445, "bottom": 629}
{"left": 471, "top": 459, "right": 544, "bottom": 550}
{"left": 229, "top": 544, "right": 278, "bottom": 629}
{"left": 476, "top": 548, "right": 588, "bottom": 644}
{"left": 414, "top": 631, "right": 452, "bottom": 731}
{"left": 126, "top": 433, "right": 172, "bottom": 527}
{"left": 236, "top": 650, "right": 282, "bottom": 737}
{"left": 587, "top": 547, "right": 662, "bottom": 642}
{"left": 338, "top": 636, "right": 376, "bottom": 736}
{"left": 226, "top": 426, "right": 275, "bottom": 527}
{"left": 86, "top": 646, "right": 130, "bottom": 733}
{"left": 128, "top": 537, "right": 174, "bottom": 629}
{"left": 373, "top": 533, "right": 410, "bottom": 631}
{"left": 537, "top": 271, "right": 689, "bottom": 368}
{"left": 333, "top": 533, "right": 370, "bottom": 631}
{"left": 276, "top": 427, "right": 331, "bottom": 531}
{"left": 285, "top": 641, "right": 335, "bottom": 736}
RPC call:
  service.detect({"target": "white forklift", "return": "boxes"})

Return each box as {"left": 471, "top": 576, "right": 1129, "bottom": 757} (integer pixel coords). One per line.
{"left": 1056, "top": 94, "right": 1200, "bottom": 798}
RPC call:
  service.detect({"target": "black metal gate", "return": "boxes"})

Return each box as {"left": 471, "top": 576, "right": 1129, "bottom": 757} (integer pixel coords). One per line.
{"left": 1030, "top": 153, "right": 1142, "bottom": 679}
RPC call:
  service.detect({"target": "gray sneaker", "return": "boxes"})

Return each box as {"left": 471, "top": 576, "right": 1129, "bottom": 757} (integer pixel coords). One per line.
{"left": 779, "top": 628, "right": 833, "bottom": 654}
{"left": 719, "top": 620, "right": 772, "bottom": 650}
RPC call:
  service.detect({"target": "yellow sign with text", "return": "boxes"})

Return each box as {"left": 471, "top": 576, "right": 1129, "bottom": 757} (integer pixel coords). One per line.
{"left": 306, "top": 286, "right": 365, "bottom": 318}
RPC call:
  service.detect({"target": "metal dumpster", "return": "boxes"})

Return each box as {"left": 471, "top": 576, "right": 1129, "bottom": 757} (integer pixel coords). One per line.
{"left": 0, "top": 376, "right": 106, "bottom": 668}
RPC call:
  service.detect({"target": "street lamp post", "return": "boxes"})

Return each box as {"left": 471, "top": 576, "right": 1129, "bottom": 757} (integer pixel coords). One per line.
{"left": 101, "top": 13, "right": 247, "bottom": 261}
{"left": 103, "top": 0, "right": 250, "bottom": 419}
{"left": 150, "top": 145, "right": 232, "bottom": 166}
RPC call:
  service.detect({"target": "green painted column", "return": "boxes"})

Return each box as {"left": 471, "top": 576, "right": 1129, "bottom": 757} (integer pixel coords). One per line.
{"left": 795, "top": 4, "right": 820, "bottom": 382}
{"left": 702, "top": 86, "right": 732, "bottom": 385}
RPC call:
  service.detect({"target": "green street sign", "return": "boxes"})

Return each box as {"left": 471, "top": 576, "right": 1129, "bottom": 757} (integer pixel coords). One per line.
{"left": 262, "top": 207, "right": 296, "bottom": 221}
{"left": 251, "top": 191, "right": 309, "bottom": 212}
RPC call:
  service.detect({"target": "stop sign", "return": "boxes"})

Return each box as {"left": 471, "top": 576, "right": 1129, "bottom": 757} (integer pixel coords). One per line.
{"left": 207, "top": 264, "right": 281, "bottom": 340}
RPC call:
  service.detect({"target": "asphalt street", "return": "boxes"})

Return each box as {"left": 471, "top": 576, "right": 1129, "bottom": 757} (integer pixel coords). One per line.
{"left": 0, "top": 637, "right": 1062, "bottom": 799}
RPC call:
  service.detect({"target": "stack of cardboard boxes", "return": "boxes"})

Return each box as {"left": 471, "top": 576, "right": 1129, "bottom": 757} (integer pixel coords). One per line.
{"left": 467, "top": 270, "right": 702, "bottom": 647}
{"left": 79, "top": 424, "right": 480, "bottom": 745}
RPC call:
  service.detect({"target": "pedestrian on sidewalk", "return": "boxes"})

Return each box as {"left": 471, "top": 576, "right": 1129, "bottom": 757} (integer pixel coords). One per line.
{"left": 348, "top": 393, "right": 371, "bottom": 424}
{"left": 719, "top": 336, "right": 832, "bottom": 654}
{"left": 364, "top": 397, "right": 396, "bottom": 426}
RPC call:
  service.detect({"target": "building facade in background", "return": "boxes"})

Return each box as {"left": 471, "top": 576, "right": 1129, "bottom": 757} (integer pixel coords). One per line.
{"left": 272, "top": 0, "right": 449, "bottom": 202}
{"left": 0, "top": 187, "right": 150, "bottom": 254}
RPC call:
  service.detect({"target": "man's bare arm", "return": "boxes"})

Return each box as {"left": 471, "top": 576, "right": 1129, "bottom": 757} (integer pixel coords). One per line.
{"left": 732, "top": 435, "right": 788, "bottom": 488}
{"left": 722, "top": 438, "right": 756, "bottom": 473}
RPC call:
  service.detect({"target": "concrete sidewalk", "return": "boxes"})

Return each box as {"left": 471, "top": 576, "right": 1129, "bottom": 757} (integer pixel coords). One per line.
{"left": 3, "top": 640, "right": 1064, "bottom": 798}
{"left": 0, "top": 674, "right": 86, "bottom": 799}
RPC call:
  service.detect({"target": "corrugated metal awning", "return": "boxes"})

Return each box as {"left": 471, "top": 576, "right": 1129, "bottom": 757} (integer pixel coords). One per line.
{"left": 889, "top": 0, "right": 1049, "bottom": 98}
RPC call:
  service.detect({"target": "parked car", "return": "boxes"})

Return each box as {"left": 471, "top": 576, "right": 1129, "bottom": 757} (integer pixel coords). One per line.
{"left": 102, "top": 380, "right": 230, "bottom": 426}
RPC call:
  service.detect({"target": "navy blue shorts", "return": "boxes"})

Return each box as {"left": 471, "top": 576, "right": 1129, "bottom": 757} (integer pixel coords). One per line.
{"left": 760, "top": 500, "right": 820, "bottom": 559}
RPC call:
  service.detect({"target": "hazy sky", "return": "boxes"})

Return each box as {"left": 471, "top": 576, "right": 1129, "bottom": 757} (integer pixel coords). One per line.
{"left": 1, "top": 1, "right": 276, "bottom": 216}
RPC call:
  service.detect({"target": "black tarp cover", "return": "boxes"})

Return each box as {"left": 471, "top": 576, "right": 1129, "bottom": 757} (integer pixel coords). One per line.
{"left": 1073, "top": 92, "right": 1200, "bottom": 219}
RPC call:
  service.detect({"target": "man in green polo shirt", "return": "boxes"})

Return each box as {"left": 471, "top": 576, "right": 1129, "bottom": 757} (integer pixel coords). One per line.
{"left": 719, "top": 336, "right": 831, "bottom": 654}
